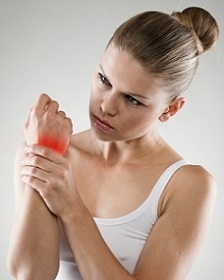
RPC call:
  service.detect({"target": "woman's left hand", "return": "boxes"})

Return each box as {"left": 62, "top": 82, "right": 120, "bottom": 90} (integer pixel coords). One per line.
{"left": 21, "top": 144, "right": 80, "bottom": 218}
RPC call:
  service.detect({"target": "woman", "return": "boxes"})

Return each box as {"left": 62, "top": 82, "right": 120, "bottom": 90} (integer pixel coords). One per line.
{"left": 7, "top": 6, "right": 219, "bottom": 280}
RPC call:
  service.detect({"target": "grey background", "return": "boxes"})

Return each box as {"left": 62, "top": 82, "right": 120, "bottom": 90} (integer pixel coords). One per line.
{"left": 1, "top": 0, "right": 223, "bottom": 279}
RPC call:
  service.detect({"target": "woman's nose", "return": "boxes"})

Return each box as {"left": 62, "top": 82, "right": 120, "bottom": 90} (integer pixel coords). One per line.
{"left": 100, "top": 91, "right": 119, "bottom": 116}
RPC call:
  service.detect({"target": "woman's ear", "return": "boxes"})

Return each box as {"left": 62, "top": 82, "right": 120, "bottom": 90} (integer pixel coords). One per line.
{"left": 159, "top": 97, "right": 185, "bottom": 122}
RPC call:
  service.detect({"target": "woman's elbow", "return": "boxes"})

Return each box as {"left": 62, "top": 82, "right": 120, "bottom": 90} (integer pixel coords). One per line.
{"left": 7, "top": 254, "right": 18, "bottom": 279}
{"left": 7, "top": 254, "right": 59, "bottom": 280}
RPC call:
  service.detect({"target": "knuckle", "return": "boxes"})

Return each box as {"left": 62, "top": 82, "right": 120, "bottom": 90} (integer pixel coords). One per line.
{"left": 41, "top": 147, "right": 50, "bottom": 157}
{"left": 47, "top": 100, "right": 59, "bottom": 111}
{"left": 45, "top": 110, "right": 54, "bottom": 120}
{"left": 40, "top": 93, "right": 48, "bottom": 99}
{"left": 32, "top": 156, "right": 40, "bottom": 166}
{"left": 22, "top": 164, "right": 38, "bottom": 179}
{"left": 32, "top": 106, "right": 41, "bottom": 115}
{"left": 52, "top": 100, "right": 59, "bottom": 107}
{"left": 58, "top": 110, "right": 66, "bottom": 117}
{"left": 65, "top": 118, "right": 73, "bottom": 130}
{"left": 41, "top": 185, "right": 50, "bottom": 198}
{"left": 29, "top": 166, "right": 37, "bottom": 176}
{"left": 26, "top": 176, "right": 35, "bottom": 185}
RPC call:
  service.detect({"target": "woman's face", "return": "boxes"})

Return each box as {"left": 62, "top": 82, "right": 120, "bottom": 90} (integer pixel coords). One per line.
{"left": 89, "top": 45, "right": 168, "bottom": 142}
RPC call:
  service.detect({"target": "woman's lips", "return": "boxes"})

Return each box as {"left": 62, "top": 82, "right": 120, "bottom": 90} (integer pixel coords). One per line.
{"left": 92, "top": 115, "right": 114, "bottom": 131}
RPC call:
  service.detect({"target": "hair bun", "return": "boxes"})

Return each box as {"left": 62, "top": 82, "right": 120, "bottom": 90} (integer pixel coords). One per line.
{"left": 172, "top": 7, "right": 219, "bottom": 54}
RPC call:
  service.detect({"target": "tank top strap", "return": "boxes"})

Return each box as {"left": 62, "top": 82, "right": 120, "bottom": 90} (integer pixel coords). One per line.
{"left": 150, "top": 159, "right": 191, "bottom": 219}
{"left": 94, "top": 159, "right": 191, "bottom": 225}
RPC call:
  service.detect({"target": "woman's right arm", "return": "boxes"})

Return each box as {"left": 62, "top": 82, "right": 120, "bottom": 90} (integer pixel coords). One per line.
{"left": 7, "top": 143, "right": 60, "bottom": 280}
{"left": 7, "top": 93, "right": 72, "bottom": 279}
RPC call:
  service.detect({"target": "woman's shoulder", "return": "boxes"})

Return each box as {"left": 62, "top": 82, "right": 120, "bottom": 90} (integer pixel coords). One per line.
{"left": 177, "top": 163, "right": 216, "bottom": 191}
{"left": 66, "top": 129, "right": 99, "bottom": 157}
{"left": 70, "top": 129, "right": 91, "bottom": 148}
{"left": 165, "top": 163, "right": 216, "bottom": 211}
{"left": 157, "top": 162, "right": 217, "bottom": 225}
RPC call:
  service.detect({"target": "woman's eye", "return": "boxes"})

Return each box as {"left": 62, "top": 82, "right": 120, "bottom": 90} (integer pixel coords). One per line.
{"left": 98, "top": 73, "right": 110, "bottom": 86}
{"left": 125, "top": 95, "right": 142, "bottom": 106}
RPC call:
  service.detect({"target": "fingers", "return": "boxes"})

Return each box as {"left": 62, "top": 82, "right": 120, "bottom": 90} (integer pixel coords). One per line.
{"left": 35, "top": 94, "right": 64, "bottom": 114}
{"left": 21, "top": 145, "right": 68, "bottom": 197}
{"left": 32, "top": 93, "right": 68, "bottom": 116}
{"left": 25, "top": 144, "right": 65, "bottom": 164}
{"left": 21, "top": 172, "right": 45, "bottom": 194}
{"left": 24, "top": 93, "right": 72, "bottom": 154}
{"left": 21, "top": 166, "right": 48, "bottom": 184}
{"left": 57, "top": 110, "right": 66, "bottom": 118}
{"left": 47, "top": 100, "right": 59, "bottom": 112}
{"left": 35, "top": 93, "right": 59, "bottom": 112}
{"left": 20, "top": 167, "right": 50, "bottom": 200}
{"left": 36, "top": 93, "right": 52, "bottom": 109}
{"left": 35, "top": 94, "right": 58, "bottom": 112}
{"left": 22, "top": 153, "right": 53, "bottom": 173}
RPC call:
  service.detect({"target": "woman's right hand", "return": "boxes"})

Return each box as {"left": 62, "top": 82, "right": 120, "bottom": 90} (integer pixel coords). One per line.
{"left": 24, "top": 93, "right": 73, "bottom": 155}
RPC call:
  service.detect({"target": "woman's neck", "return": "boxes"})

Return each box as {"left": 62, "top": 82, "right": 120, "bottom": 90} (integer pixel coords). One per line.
{"left": 99, "top": 132, "right": 167, "bottom": 167}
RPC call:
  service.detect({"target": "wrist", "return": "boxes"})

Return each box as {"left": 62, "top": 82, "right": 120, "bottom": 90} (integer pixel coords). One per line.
{"left": 59, "top": 199, "right": 90, "bottom": 226}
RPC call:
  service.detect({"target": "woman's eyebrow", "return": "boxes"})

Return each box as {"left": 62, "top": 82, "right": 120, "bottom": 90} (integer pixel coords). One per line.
{"left": 99, "top": 64, "right": 150, "bottom": 100}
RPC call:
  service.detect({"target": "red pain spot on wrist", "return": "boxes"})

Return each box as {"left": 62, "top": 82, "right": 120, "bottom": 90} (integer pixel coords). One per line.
{"left": 38, "top": 135, "right": 67, "bottom": 155}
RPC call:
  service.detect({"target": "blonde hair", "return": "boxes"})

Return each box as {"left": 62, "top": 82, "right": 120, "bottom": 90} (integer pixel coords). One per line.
{"left": 107, "top": 7, "right": 219, "bottom": 99}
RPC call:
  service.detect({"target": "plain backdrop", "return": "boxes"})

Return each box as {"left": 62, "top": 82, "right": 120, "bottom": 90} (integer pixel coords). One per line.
{"left": 0, "top": 0, "right": 223, "bottom": 279}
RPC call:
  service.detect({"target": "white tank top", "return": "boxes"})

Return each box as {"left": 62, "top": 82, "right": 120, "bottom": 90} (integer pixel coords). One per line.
{"left": 56, "top": 159, "right": 190, "bottom": 279}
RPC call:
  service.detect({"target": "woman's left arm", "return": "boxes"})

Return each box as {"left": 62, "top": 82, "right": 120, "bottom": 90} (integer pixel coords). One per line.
{"left": 133, "top": 165, "right": 217, "bottom": 280}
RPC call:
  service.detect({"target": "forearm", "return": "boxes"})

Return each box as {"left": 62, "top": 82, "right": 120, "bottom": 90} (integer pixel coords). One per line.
{"left": 60, "top": 205, "right": 135, "bottom": 280}
{"left": 7, "top": 187, "right": 59, "bottom": 279}
{"left": 8, "top": 145, "right": 60, "bottom": 280}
